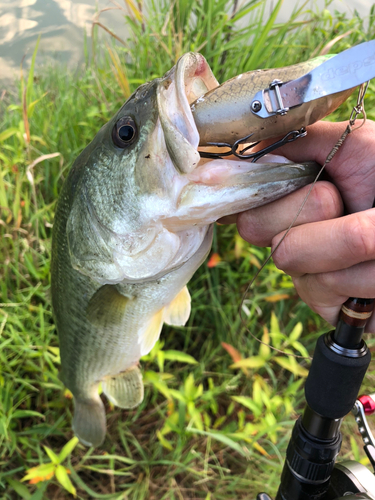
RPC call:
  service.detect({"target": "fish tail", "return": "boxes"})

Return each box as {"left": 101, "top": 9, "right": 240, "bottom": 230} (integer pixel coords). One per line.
{"left": 72, "top": 395, "right": 106, "bottom": 447}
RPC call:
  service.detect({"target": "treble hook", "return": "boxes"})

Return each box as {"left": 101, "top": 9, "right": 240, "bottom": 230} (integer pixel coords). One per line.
{"left": 199, "top": 128, "right": 307, "bottom": 163}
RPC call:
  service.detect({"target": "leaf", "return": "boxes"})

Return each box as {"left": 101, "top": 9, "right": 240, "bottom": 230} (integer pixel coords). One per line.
{"left": 284, "top": 378, "right": 304, "bottom": 396}
{"left": 230, "top": 356, "right": 266, "bottom": 369}
{"left": 234, "top": 233, "right": 246, "bottom": 259}
{"left": 274, "top": 357, "right": 308, "bottom": 378}
{"left": 187, "top": 427, "right": 248, "bottom": 457}
{"left": 245, "top": 0, "right": 283, "bottom": 70}
{"left": 264, "top": 294, "right": 289, "bottom": 303}
{"left": 58, "top": 436, "right": 79, "bottom": 463}
{"left": 289, "top": 322, "right": 303, "bottom": 342}
{"left": 221, "top": 342, "right": 242, "bottom": 363}
{"left": 160, "top": 411, "right": 179, "bottom": 436}
{"left": 156, "top": 430, "right": 173, "bottom": 450}
{"left": 0, "top": 127, "right": 18, "bottom": 142}
{"left": 124, "top": 0, "right": 143, "bottom": 21}
{"left": 5, "top": 479, "right": 31, "bottom": 499}
{"left": 29, "top": 484, "right": 48, "bottom": 500}
{"left": 151, "top": 380, "right": 173, "bottom": 400}
{"left": 142, "top": 370, "right": 159, "bottom": 382}
{"left": 143, "top": 371, "right": 175, "bottom": 399}
{"left": 190, "top": 406, "right": 204, "bottom": 430}
{"left": 248, "top": 254, "right": 261, "bottom": 269}
{"left": 270, "top": 311, "right": 281, "bottom": 336}
{"left": 28, "top": 92, "right": 48, "bottom": 116}
{"left": 47, "top": 346, "right": 60, "bottom": 356}
{"left": 252, "top": 441, "right": 270, "bottom": 457}
{"left": 22, "top": 463, "right": 55, "bottom": 483}
{"left": 252, "top": 377, "right": 263, "bottom": 407}
{"left": 64, "top": 388, "right": 73, "bottom": 399}
{"left": 291, "top": 341, "right": 309, "bottom": 358}
{"left": 184, "top": 373, "right": 196, "bottom": 400}
{"left": 55, "top": 465, "right": 76, "bottom": 497}
{"left": 207, "top": 252, "right": 221, "bottom": 268}
{"left": 26, "top": 34, "right": 41, "bottom": 107}
{"left": 350, "top": 435, "right": 360, "bottom": 462}
{"left": 43, "top": 446, "right": 59, "bottom": 465}
{"left": 163, "top": 350, "right": 198, "bottom": 364}
{"left": 157, "top": 350, "right": 165, "bottom": 372}
{"left": 173, "top": 388, "right": 190, "bottom": 403}
{"left": 259, "top": 327, "right": 271, "bottom": 359}
{"left": 12, "top": 410, "right": 45, "bottom": 420}
{"left": 231, "top": 396, "right": 262, "bottom": 417}
{"left": 106, "top": 44, "right": 130, "bottom": 98}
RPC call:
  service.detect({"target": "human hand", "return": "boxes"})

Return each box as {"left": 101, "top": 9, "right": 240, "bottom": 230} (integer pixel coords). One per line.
{"left": 235, "top": 120, "right": 375, "bottom": 332}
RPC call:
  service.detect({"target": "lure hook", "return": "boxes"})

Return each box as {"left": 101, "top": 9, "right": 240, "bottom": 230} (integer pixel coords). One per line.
{"left": 199, "top": 128, "right": 307, "bottom": 163}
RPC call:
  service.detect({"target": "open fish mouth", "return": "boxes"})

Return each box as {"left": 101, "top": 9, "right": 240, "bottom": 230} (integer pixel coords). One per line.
{"left": 156, "top": 52, "right": 319, "bottom": 222}
{"left": 156, "top": 52, "right": 218, "bottom": 175}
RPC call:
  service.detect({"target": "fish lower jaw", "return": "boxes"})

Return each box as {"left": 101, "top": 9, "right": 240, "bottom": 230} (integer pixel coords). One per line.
{"left": 174, "top": 158, "right": 319, "bottom": 225}
{"left": 188, "top": 152, "right": 297, "bottom": 186}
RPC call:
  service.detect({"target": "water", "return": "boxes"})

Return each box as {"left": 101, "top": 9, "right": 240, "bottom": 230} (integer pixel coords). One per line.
{"left": 0, "top": 0, "right": 127, "bottom": 84}
{"left": 0, "top": 0, "right": 374, "bottom": 86}
{"left": 276, "top": 0, "right": 373, "bottom": 22}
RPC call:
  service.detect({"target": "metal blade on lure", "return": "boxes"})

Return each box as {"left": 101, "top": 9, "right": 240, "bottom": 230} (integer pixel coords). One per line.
{"left": 251, "top": 39, "right": 375, "bottom": 119}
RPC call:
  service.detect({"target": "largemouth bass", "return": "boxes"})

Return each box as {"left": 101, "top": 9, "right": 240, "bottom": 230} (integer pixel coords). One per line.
{"left": 52, "top": 53, "right": 323, "bottom": 447}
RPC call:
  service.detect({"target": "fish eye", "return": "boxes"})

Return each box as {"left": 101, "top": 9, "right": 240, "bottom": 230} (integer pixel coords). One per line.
{"left": 112, "top": 117, "right": 137, "bottom": 148}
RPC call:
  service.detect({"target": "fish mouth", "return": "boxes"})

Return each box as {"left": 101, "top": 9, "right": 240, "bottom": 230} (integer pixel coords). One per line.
{"left": 156, "top": 52, "right": 219, "bottom": 174}
{"left": 157, "top": 52, "right": 318, "bottom": 190}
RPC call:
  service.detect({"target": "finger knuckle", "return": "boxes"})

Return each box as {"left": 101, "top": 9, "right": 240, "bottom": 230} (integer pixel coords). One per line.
{"left": 344, "top": 213, "right": 375, "bottom": 260}
{"left": 292, "top": 275, "right": 322, "bottom": 312}
{"left": 313, "top": 182, "right": 343, "bottom": 220}
{"left": 293, "top": 274, "right": 339, "bottom": 326}
{"left": 237, "top": 213, "right": 269, "bottom": 246}
{"left": 314, "top": 271, "right": 337, "bottom": 292}
{"left": 272, "top": 233, "right": 296, "bottom": 271}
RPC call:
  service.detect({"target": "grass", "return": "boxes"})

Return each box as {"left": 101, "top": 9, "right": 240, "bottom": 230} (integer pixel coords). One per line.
{"left": 1, "top": 0, "right": 375, "bottom": 498}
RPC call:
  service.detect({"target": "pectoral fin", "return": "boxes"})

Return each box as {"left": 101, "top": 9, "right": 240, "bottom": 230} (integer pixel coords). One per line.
{"left": 138, "top": 309, "right": 164, "bottom": 356}
{"left": 86, "top": 285, "right": 129, "bottom": 328}
{"left": 164, "top": 286, "right": 191, "bottom": 326}
{"left": 102, "top": 366, "right": 144, "bottom": 409}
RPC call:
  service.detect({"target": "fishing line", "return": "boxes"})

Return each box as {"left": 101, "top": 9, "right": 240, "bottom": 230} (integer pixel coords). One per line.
{"left": 239, "top": 83, "right": 368, "bottom": 360}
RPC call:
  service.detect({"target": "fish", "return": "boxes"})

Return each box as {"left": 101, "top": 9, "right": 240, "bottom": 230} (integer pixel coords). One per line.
{"left": 51, "top": 52, "right": 325, "bottom": 447}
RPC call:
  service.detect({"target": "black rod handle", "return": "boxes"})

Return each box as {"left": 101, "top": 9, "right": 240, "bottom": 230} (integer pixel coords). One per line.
{"left": 276, "top": 297, "right": 373, "bottom": 500}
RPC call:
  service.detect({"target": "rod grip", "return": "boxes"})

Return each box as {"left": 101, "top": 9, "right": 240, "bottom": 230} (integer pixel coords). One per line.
{"left": 305, "top": 333, "right": 370, "bottom": 419}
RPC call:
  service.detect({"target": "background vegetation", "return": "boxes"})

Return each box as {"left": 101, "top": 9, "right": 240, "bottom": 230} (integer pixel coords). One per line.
{"left": 1, "top": 0, "right": 375, "bottom": 498}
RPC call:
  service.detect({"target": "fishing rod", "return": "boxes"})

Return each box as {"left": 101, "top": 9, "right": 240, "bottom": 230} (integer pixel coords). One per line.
{"left": 273, "top": 297, "right": 375, "bottom": 500}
